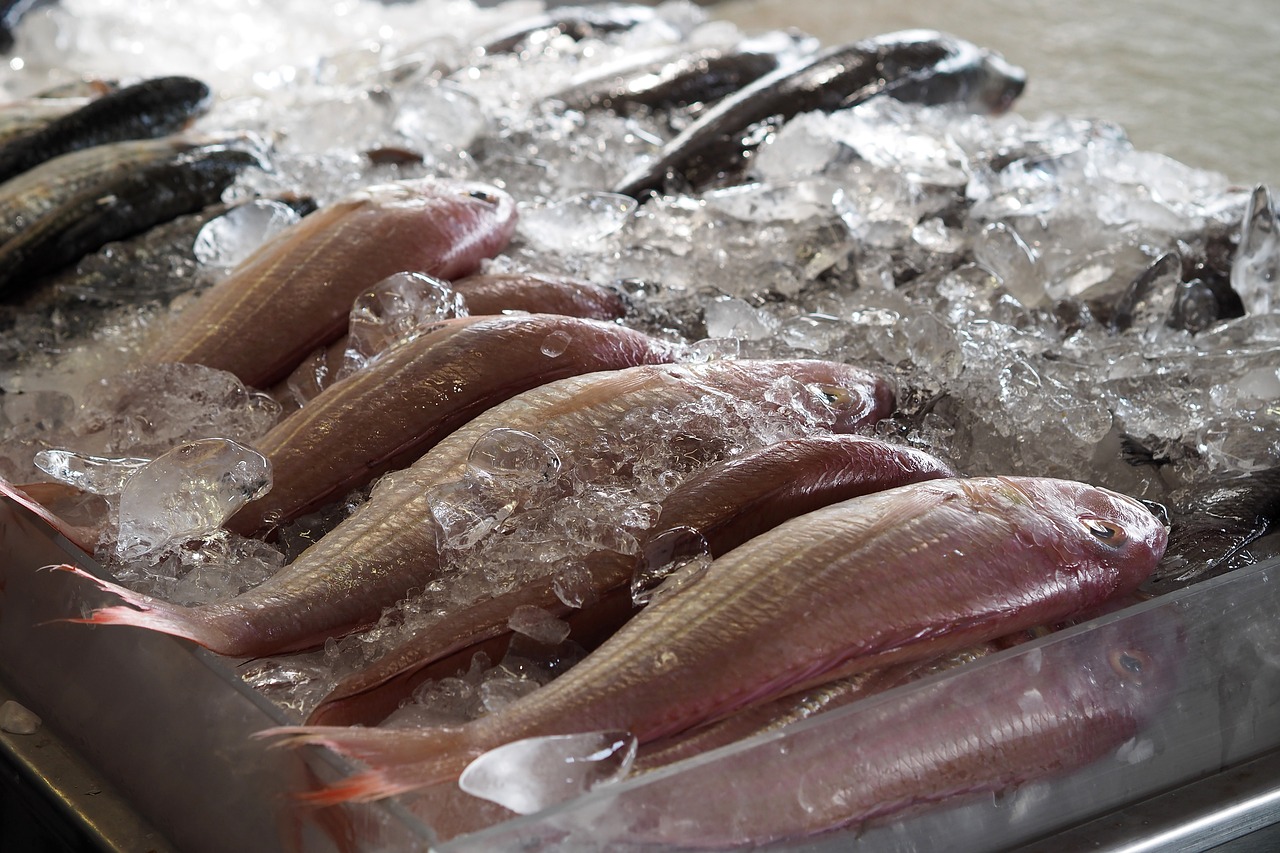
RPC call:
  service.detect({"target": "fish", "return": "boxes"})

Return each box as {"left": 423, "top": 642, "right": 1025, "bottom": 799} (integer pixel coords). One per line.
{"left": 1141, "top": 466, "right": 1280, "bottom": 595}
{"left": 55, "top": 359, "right": 893, "bottom": 658}
{"left": 306, "top": 434, "right": 955, "bottom": 726}
{"left": 618, "top": 608, "right": 1178, "bottom": 847}
{"left": 0, "top": 97, "right": 93, "bottom": 148}
{"left": 261, "top": 475, "right": 1167, "bottom": 804}
{"left": 0, "top": 76, "right": 212, "bottom": 184}
{"left": 138, "top": 177, "right": 518, "bottom": 389}
{"left": 476, "top": 6, "right": 655, "bottom": 57}
{"left": 0, "top": 134, "right": 252, "bottom": 250}
{"left": 453, "top": 272, "right": 627, "bottom": 321}
{"left": 227, "top": 314, "right": 683, "bottom": 537}
{"left": 614, "top": 30, "right": 1026, "bottom": 198}
{"left": 0, "top": 142, "right": 261, "bottom": 294}
{"left": 550, "top": 40, "right": 804, "bottom": 116}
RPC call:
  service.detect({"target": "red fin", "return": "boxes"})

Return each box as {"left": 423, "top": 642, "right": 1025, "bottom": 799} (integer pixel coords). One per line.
{"left": 258, "top": 724, "right": 479, "bottom": 803}
{"left": 46, "top": 564, "right": 236, "bottom": 653}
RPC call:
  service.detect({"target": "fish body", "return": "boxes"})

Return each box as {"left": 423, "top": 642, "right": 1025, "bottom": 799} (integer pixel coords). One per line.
{"left": 453, "top": 272, "right": 627, "bottom": 320}
{"left": 477, "top": 6, "right": 654, "bottom": 56}
{"left": 61, "top": 359, "right": 892, "bottom": 658}
{"left": 0, "top": 142, "right": 260, "bottom": 293}
{"left": 0, "top": 76, "right": 211, "bottom": 184}
{"left": 266, "top": 474, "right": 1166, "bottom": 803}
{"left": 0, "top": 97, "right": 93, "bottom": 147}
{"left": 228, "top": 314, "right": 681, "bottom": 537}
{"left": 614, "top": 30, "right": 1026, "bottom": 197}
{"left": 307, "top": 434, "right": 954, "bottom": 726}
{"left": 139, "top": 178, "right": 518, "bottom": 388}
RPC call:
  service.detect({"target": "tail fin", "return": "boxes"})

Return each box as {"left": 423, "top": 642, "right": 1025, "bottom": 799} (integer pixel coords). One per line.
{"left": 257, "top": 724, "right": 480, "bottom": 805}
{"left": 47, "top": 564, "right": 240, "bottom": 654}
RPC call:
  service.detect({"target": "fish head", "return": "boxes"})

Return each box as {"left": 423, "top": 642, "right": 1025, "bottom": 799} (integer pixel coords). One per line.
{"left": 995, "top": 476, "right": 1170, "bottom": 597}
{"left": 780, "top": 360, "right": 896, "bottom": 432}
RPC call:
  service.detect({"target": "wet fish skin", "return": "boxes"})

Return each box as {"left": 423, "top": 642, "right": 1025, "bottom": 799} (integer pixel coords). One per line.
{"left": 228, "top": 314, "right": 682, "bottom": 537}
{"left": 0, "top": 144, "right": 261, "bottom": 294}
{"left": 306, "top": 434, "right": 952, "bottom": 726}
{"left": 0, "top": 134, "right": 245, "bottom": 249}
{"left": 453, "top": 272, "right": 627, "bottom": 320}
{"left": 59, "top": 359, "right": 891, "bottom": 658}
{"left": 552, "top": 43, "right": 796, "bottom": 116}
{"left": 0, "top": 76, "right": 212, "bottom": 184}
{"left": 265, "top": 474, "right": 1165, "bottom": 803}
{"left": 477, "top": 6, "right": 655, "bottom": 56}
{"left": 614, "top": 30, "right": 1026, "bottom": 198}
{"left": 1142, "top": 466, "right": 1280, "bottom": 595}
{"left": 624, "top": 610, "right": 1178, "bottom": 846}
{"left": 139, "top": 177, "right": 519, "bottom": 389}
{"left": 0, "top": 97, "right": 92, "bottom": 147}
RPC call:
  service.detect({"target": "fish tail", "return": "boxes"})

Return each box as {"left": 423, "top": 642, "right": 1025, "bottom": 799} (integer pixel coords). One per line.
{"left": 46, "top": 564, "right": 240, "bottom": 653}
{"left": 257, "top": 724, "right": 480, "bottom": 804}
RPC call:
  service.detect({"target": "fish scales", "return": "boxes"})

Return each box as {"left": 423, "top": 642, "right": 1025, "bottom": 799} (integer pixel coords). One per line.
{"left": 307, "top": 434, "right": 953, "bottom": 726}
{"left": 263, "top": 475, "right": 1166, "bottom": 804}
{"left": 139, "top": 178, "right": 518, "bottom": 388}
{"left": 60, "top": 359, "right": 892, "bottom": 658}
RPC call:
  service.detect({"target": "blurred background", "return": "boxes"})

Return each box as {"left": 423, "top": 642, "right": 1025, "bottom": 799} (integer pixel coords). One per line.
{"left": 709, "top": 0, "right": 1280, "bottom": 189}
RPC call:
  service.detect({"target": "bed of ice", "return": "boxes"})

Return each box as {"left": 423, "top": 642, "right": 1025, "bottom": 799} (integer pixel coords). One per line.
{"left": 2, "top": 0, "right": 1278, "bottom": 778}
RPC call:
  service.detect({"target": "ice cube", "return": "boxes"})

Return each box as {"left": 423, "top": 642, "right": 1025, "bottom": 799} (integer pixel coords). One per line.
{"left": 342, "top": 271, "right": 467, "bottom": 375}
{"left": 1231, "top": 185, "right": 1279, "bottom": 315}
{"left": 459, "top": 730, "right": 637, "bottom": 815}
{"left": 193, "top": 199, "right": 302, "bottom": 269}
{"left": 507, "top": 605, "right": 572, "bottom": 646}
{"left": 519, "top": 192, "right": 637, "bottom": 250}
{"left": 33, "top": 448, "right": 149, "bottom": 494}
{"left": 467, "top": 428, "right": 561, "bottom": 486}
{"left": 115, "top": 438, "right": 272, "bottom": 561}
{"left": 631, "top": 526, "right": 711, "bottom": 607}
{"left": 0, "top": 700, "right": 40, "bottom": 735}
{"left": 704, "top": 297, "right": 778, "bottom": 340}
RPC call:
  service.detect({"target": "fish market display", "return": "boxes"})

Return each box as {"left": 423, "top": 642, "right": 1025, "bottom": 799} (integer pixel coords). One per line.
{"left": 0, "top": 0, "right": 1276, "bottom": 848}
{"left": 139, "top": 177, "right": 519, "bottom": 388}
{"left": 307, "top": 434, "right": 956, "bottom": 726}
{"left": 59, "top": 359, "right": 892, "bottom": 656}
{"left": 263, "top": 475, "right": 1166, "bottom": 804}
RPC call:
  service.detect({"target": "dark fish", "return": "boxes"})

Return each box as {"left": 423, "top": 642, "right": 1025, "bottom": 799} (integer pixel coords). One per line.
{"left": 227, "top": 314, "right": 682, "bottom": 537}
{"left": 0, "top": 142, "right": 261, "bottom": 294}
{"left": 0, "top": 76, "right": 212, "bottom": 184}
{"left": 0, "top": 97, "right": 92, "bottom": 147}
{"left": 57, "top": 359, "right": 891, "bottom": 658}
{"left": 614, "top": 30, "right": 1026, "bottom": 198}
{"left": 307, "top": 434, "right": 954, "bottom": 726}
{"left": 1141, "top": 466, "right": 1280, "bottom": 595}
{"left": 551, "top": 41, "right": 802, "bottom": 116}
{"left": 477, "top": 6, "right": 655, "bottom": 56}
{"left": 262, "top": 475, "right": 1166, "bottom": 804}
{"left": 139, "top": 177, "right": 518, "bottom": 389}
{"left": 619, "top": 610, "right": 1178, "bottom": 846}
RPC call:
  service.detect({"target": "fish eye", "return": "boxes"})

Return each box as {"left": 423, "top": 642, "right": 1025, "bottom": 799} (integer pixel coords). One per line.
{"left": 1109, "top": 648, "right": 1151, "bottom": 682}
{"left": 467, "top": 189, "right": 498, "bottom": 205}
{"left": 811, "top": 383, "right": 853, "bottom": 407}
{"left": 1081, "top": 516, "right": 1128, "bottom": 546}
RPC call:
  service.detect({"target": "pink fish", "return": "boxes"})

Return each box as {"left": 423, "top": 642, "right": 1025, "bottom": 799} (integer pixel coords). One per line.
{"left": 56, "top": 359, "right": 892, "bottom": 657}
{"left": 139, "top": 177, "right": 518, "bottom": 388}
{"left": 228, "top": 314, "right": 681, "bottom": 537}
{"left": 260, "top": 475, "right": 1167, "bottom": 805}
{"left": 306, "top": 434, "right": 954, "bottom": 726}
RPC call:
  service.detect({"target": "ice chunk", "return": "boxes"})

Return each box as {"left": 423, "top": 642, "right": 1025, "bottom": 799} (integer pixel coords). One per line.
{"left": 428, "top": 478, "right": 518, "bottom": 551}
{"left": 193, "top": 200, "right": 302, "bottom": 269}
{"left": 631, "top": 526, "right": 711, "bottom": 607}
{"left": 459, "top": 730, "right": 637, "bottom": 815}
{"left": 393, "top": 81, "right": 489, "bottom": 153}
{"left": 33, "top": 449, "right": 149, "bottom": 494}
{"left": 1231, "top": 185, "right": 1279, "bottom": 315}
{"left": 115, "top": 438, "right": 272, "bottom": 561}
{"left": 74, "top": 364, "right": 281, "bottom": 457}
{"left": 507, "top": 605, "right": 572, "bottom": 646}
{"left": 520, "top": 192, "right": 638, "bottom": 250}
{"left": 467, "top": 428, "right": 562, "bottom": 486}
{"left": 342, "top": 271, "right": 467, "bottom": 376}
{"left": 704, "top": 297, "right": 778, "bottom": 340}
{"left": 974, "top": 221, "right": 1043, "bottom": 307}
{"left": 0, "top": 700, "right": 40, "bottom": 735}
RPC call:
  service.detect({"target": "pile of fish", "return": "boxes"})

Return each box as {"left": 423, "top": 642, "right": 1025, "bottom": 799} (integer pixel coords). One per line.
{"left": 1, "top": 0, "right": 1278, "bottom": 848}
